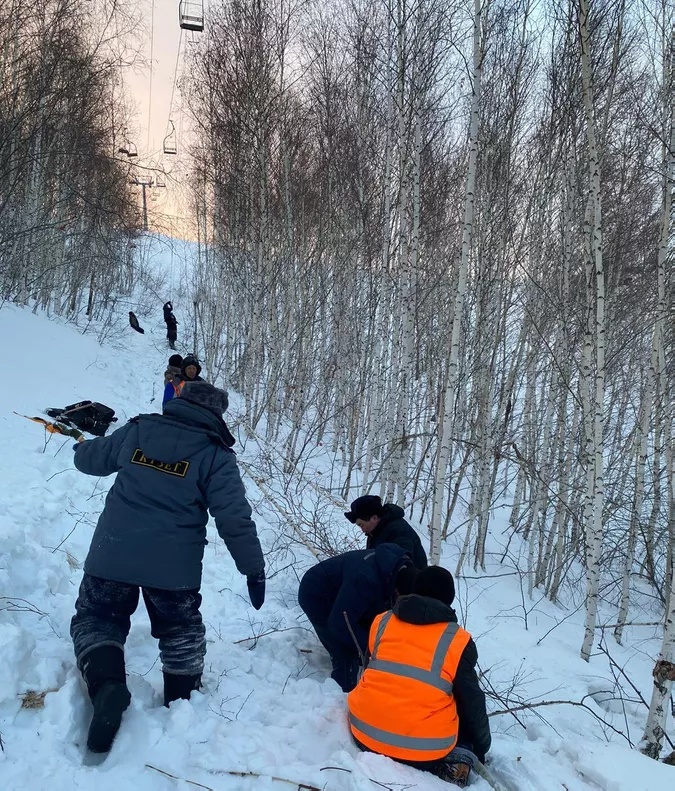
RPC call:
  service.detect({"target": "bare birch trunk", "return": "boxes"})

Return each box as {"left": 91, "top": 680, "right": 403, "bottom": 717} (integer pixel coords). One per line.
{"left": 579, "top": 0, "right": 607, "bottom": 663}
{"left": 641, "top": 23, "right": 674, "bottom": 757}
{"left": 430, "top": 0, "right": 483, "bottom": 564}
{"left": 614, "top": 342, "right": 657, "bottom": 643}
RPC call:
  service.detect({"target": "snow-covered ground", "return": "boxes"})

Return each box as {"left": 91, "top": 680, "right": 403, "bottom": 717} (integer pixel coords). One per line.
{"left": 0, "top": 298, "right": 672, "bottom": 791}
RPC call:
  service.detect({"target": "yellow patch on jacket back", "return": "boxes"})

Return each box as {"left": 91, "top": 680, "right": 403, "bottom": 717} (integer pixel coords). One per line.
{"left": 130, "top": 449, "right": 190, "bottom": 477}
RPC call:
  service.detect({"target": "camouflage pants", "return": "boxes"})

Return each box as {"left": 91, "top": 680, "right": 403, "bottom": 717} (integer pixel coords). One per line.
{"left": 70, "top": 574, "right": 206, "bottom": 676}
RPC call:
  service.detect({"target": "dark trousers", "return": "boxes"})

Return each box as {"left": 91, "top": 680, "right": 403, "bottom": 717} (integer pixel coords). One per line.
{"left": 298, "top": 573, "right": 361, "bottom": 692}
{"left": 354, "top": 736, "right": 477, "bottom": 778}
{"left": 70, "top": 574, "right": 206, "bottom": 676}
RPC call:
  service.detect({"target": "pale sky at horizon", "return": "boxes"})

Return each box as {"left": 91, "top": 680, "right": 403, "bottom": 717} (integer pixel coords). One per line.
{"left": 122, "top": 0, "right": 202, "bottom": 237}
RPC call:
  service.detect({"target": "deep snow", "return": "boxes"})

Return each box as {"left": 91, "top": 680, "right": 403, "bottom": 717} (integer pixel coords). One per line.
{"left": 0, "top": 294, "right": 672, "bottom": 791}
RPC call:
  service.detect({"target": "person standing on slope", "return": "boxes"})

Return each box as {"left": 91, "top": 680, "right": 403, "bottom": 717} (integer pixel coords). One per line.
{"left": 163, "top": 354, "right": 204, "bottom": 405}
{"left": 163, "top": 301, "right": 178, "bottom": 350}
{"left": 162, "top": 354, "right": 183, "bottom": 406}
{"left": 70, "top": 381, "right": 265, "bottom": 753}
{"left": 344, "top": 495, "right": 428, "bottom": 569}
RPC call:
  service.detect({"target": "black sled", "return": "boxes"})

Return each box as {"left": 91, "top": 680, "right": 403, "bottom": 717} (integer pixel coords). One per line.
{"left": 45, "top": 401, "right": 118, "bottom": 437}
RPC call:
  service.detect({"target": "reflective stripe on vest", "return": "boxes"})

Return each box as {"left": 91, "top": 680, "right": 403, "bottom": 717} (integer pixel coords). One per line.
{"left": 348, "top": 712, "right": 457, "bottom": 753}
{"left": 368, "top": 611, "right": 459, "bottom": 695}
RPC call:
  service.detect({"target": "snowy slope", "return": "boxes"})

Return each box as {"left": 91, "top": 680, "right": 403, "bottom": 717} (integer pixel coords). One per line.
{"left": 0, "top": 302, "right": 672, "bottom": 791}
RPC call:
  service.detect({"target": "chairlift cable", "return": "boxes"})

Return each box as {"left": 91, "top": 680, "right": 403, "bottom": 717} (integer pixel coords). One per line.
{"left": 147, "top": 0, "right": 155, "bottom": 152}
{"left": 167, "top": 27, "right": 184, "bottom": 134}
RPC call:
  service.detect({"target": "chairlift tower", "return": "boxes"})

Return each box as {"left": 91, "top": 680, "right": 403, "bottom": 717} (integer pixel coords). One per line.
{"left": 132, "top": 175, "right": 165, "bottom": 231}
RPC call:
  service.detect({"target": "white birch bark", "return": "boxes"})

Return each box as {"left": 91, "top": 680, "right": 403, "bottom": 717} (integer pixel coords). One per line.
{"left": 641, "top": 23, "right": 674, "bottom": 756}
{"left": 430, "top": 0, "right": 483, "bottom": 564}
{"left": 614, "top": 342, "right": 657, "bottom": 643}
{"left": 579, "top": 0, "right": 607, "bottom": 663}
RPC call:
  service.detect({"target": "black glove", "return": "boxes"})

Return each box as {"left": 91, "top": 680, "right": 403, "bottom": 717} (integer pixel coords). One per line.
{"left": 247, "top": 571, "right": 265, "bottom": 610}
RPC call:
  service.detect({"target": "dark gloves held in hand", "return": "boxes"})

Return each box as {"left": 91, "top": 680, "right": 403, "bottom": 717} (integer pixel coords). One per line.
{"left": 247, "top": 571, "right": 266, "bottom": 610}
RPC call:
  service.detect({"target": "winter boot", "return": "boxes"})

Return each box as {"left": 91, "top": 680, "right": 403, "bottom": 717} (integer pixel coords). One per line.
{"left": 434, "top": 746, "right": 477, "bottom": 788}
{"left": 80, "top": 646, "right": 131, "bottom": 753}
{"left": 435, "top": 761, "right": 471, "bottom": 787}
{"left": 163, "top": 672, "right": 201, "bottom": 707}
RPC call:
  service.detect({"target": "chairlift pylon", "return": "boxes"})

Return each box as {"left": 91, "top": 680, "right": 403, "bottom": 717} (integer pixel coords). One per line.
{"left": 163, "top": 120, "right": 177, "bottom": 156}
{"left": 179, "top": 0, "right": 204, "bottom": 32}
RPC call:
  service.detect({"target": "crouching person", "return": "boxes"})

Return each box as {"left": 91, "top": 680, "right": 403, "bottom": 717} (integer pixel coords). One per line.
{"left": 70, "top": 381, "right": 265, "bottom": 753}
{"left": 298, "top": 544, "right": 417, "bottom": 693}
{"left": 347, "top": 566, "right": 490, "bottom": 787}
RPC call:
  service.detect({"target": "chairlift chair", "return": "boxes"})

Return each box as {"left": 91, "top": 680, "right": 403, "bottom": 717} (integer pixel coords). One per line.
{"left": 163, "top": 120, "right": 177, "bottom": 155}
{"left": 118, "top": 141, "right": 138, "bottom": 158}
{"left": 179, "top": 0, "right": 204, "bottom": 32}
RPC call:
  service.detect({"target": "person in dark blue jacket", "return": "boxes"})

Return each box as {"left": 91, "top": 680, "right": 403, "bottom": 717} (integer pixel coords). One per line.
{"left": 298, "top": 544, "right": 417, "bottom": 692}
{"left": 345, "top": 495, "right": 428, "bottom": 569}
{"left": 70, "top": 381, "right": 265, "bottom": 753}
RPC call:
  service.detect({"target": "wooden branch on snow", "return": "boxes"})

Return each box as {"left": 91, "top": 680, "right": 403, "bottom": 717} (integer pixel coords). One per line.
{"left": 232, "top": 625, "right": 307, "bottom": 645}
{"left": 319, "top": 766, "right": 398, "bottom": 790}
{"left": 145, "top": 763, "right": 321, "bottom": 790}
{"left": 489, "top": 697, "right": 630, "bottom": 742}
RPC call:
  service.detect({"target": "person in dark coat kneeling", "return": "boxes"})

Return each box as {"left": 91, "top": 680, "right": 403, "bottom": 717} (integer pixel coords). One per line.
{"left": 345, "top": 495, "right": 428, "bottom": 569}
{"left": 70, "top": 381, "right": 265, "bottom": 753}
{"left": 347, "top": 566, "right": 491, "bottom": 788}
{"left": 128, "top": 311, "right": 144, "bottom": 333}
{"left": 298, "top": 544, "right": 418, "bottom": 692}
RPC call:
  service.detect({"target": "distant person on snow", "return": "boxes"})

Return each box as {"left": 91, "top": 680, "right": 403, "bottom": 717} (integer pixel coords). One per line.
{"left": 162, "top": 354, "right": 204, "bottom": 406}
{"left": 70, "top": 380, "right": 265, "bottom": 754}
{"left": 128, "top": 311, "right": 144, "bottom": 334}
{"left": 344, "top": 495, "right": 428, "bottom": 569}
{"left": 163, "top": 301, "right": 178, "bottom": 350}
{"left": 347, "top": 566, "right": 491, "bottom": 788}
{"left": 297, "top": 544, "right": 417, "bottom": 692}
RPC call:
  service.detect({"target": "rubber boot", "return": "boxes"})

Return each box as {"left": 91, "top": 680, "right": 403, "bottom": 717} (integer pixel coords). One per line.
{"left": 163, "top": 672, "right": 201, "bottom": 707}
{"left": 80, "top": 646, "right": 131, "bottom": 753}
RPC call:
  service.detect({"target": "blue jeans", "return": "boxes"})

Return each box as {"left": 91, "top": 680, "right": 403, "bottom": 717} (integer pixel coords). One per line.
{"left": 70, "top": 573, "right": 206, "bottom": 676}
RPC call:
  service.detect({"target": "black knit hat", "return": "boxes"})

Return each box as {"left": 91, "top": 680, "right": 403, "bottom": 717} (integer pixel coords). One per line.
{"left": 181, "top": 381, "right": 229, "bottom": 418}
{"left": 181, "top": 355, "right": 202, "bottom": 377}
{"left": 414, "top": 566, "right": 455, "bottom": 606}
{"left": 344, "top": 494, "right": 384, "bottom": 523}
{"left": 168, "top": 354, "right": 183, "bottom": 368}
{"left": 394, "top": 564, "right": 419, "bottom": 596}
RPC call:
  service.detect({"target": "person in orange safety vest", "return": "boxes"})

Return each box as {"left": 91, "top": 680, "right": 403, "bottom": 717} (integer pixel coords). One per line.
{"left": 347, "top": 566, "right": 491, "bottom": 787}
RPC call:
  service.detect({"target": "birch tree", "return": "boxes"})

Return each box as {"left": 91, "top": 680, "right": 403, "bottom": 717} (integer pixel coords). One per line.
{"left": 641, "top": 19, "right": 674, "bottom": 761}
{"left": 429, "top": 0, "right": 484, "bottom": 565}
